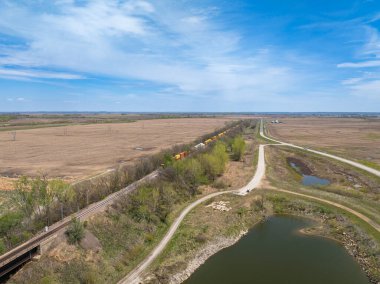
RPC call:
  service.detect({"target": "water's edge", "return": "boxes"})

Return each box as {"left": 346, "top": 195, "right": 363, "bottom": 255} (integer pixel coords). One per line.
{"left": 143, "top": 214, "right": 375, "bottom": 284}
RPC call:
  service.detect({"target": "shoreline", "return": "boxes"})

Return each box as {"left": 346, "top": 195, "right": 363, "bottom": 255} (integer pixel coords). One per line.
{"left": 144, "top": 213, "right": 378, "bottom": 284}
{"left": 164, "top": 230, "right": 248, "bottom": 284}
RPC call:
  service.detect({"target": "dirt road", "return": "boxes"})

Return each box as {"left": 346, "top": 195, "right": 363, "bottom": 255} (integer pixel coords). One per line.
{"left": 267, "top": 187, "right": 380, "bottom": 232}
{"left": 261, "top": 120, "right": 380, "bottom": 177}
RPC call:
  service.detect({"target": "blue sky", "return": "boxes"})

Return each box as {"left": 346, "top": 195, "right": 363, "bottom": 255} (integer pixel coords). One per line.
{"left": 0, "top": 0, "right": 380, "bottom": 112}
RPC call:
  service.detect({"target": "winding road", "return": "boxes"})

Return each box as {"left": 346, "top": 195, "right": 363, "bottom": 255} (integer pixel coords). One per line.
{"left": 119, "top": 119, "right": 380, "bottom": 284}
{"left": 260, "top": 120, "right": 380, "bottom": 177}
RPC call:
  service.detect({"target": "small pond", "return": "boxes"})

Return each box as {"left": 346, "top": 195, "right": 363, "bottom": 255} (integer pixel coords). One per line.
{"left": 287, "top": 157, "right": 330, "bottom": 186}
{"left": 184, "top": 215, "right": 370, "bottom": 284}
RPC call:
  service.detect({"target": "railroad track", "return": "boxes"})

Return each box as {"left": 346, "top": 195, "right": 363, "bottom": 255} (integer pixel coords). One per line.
{"left": 0, "top": 170, "right": 159, "bottom": 276}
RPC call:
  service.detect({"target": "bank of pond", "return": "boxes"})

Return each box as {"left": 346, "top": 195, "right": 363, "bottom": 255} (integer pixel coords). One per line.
{"left": 185, "top": 215, "right": 370, "bottom": 284}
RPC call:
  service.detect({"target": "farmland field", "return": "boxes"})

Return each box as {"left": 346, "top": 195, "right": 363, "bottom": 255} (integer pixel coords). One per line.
{"left": 267, "top": 117, "right": 380, "bottom": 167}
{"left": 0, "top": 117, "right": 237, "bottom": 187}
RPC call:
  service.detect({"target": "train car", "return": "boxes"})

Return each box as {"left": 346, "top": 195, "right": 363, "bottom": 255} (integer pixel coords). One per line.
{"left": 179, "top": 151, "right": 188, "bottom": 159}
{"left": 194, "top": 143, "right": 205, "bottom": 150}
{"left": 174, "top": 151, "right": 188, "bottom": 161}
{"left": 204, "top": 138, "right": 213, "bottom": 145}
{"left": 174, "top": 154, "right": 181, "bottom": 160}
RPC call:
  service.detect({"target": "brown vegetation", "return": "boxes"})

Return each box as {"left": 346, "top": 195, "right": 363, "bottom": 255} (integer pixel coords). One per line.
{"left": 0, "top": 118, "right": 236, "bottom": 187}
{"left": 267, "top": 117, "right": 380, "bottom": 166}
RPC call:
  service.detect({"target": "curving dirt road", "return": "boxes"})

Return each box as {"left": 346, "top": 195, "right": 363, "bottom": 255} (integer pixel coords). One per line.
{"left": 260, "top": 120, "right": 380, "bottom": 178}
{"left": 267, "top": 188, "right": 380, "bottom": 233}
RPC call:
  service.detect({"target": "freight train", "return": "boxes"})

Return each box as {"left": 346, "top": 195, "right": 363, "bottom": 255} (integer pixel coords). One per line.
{"left": 173, "top": 130, "right": 228, "bottom": 161}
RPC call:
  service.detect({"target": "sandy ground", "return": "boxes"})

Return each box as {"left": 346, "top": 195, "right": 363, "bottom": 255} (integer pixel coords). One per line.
{"left": 267, "top": 117, "right": 380, "bottom": 165}
{"left": 0, "top": 118, "right": 235, "bottom": 185}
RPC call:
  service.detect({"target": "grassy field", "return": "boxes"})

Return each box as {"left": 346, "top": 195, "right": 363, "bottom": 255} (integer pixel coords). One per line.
{"left": 265, "top": 146, "right": 380, "bottom": 224}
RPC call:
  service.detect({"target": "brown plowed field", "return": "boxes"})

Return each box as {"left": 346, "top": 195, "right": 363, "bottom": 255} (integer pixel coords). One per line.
{"left": 267, "top": 117, "right": 380, "bottom": 166}
{"left": 0, "top": 118, "right": 236, "bottom": 186}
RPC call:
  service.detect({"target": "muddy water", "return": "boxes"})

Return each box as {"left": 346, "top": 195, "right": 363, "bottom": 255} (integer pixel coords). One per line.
{"left": 184, "top": 215, "right": 370, "bottom": 284}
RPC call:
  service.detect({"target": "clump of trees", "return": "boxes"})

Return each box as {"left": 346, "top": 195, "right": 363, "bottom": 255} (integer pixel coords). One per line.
{"left": 66, "top": 218, "right": 85, "bottom": 244}
{"left": 231, "top": 136, "right": 246, "bottom": 161}
{"left": 13, "top": 176, "right": 76, "bottom": 226}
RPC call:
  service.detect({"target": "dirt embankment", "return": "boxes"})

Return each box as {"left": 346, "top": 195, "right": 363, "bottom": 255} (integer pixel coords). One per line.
{"left": 149, "top": 231, "right": 247, "bottom": 284}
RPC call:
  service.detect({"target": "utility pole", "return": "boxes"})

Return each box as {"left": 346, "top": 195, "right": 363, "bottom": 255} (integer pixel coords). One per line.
{"left": 61, "top": 203, "right": 64, "bottom": 220}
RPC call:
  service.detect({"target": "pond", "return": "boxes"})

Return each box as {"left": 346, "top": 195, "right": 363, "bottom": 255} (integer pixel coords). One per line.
{"left": 185, "top": 215, "right": 370, "bottom": 284}
{"left": 287, "top": 157, "right": 330, "bottom": 186}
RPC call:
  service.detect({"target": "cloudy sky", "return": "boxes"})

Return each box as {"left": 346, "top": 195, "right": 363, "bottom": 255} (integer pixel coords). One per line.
{"left": 1, "top": 0, "right": 380, "bottom": 112}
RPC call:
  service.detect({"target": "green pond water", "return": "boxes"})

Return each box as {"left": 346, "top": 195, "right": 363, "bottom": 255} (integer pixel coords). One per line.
{"left": 185, "top": 215, "right": 370, "bottom": 284}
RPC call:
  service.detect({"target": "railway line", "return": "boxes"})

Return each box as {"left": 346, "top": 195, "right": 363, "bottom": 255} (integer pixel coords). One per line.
{"left": 0, "top": 170, "right": 159, "bottom": 279}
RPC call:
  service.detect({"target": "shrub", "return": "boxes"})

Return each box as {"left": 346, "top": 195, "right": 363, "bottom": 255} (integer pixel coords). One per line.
{"left": 199, "top": 142, "right": 228, "bottom": 181}
{"left": 0, "top": 211, "right": 23, "bottom": 236}
{"left": 0, "top": 239, "right": 5, "bottom": 254}
{"left": 213, "top": 180, "right": 227, "bottom": 189}
{"left": 66, "top": 218, "right": 85, "bottom": 244}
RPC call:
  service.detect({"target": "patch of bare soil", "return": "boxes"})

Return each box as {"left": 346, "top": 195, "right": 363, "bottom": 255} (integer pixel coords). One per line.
{"left": 80, "top": 230, "right": 102, "bottom": 253}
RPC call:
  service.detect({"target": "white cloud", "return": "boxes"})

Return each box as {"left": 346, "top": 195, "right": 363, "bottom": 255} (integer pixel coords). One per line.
{"left": 341, "top": 77, "right": 362, "bottom": 85}
{"left": 6, "top": 97, "right": 26, "bottom": 102}
{"left": 337, "top": 27, "right": 380, "bottom": 68}
{"left": 0, "top": 68, "right": 84, "bottom": 80}
{"left": 0, "top": 0, "right": 312, "bottom": 100}
{"left": 347, "top": 79, "right": 380, "bottom": 99}
{"left": 338, "top": 61, "right": 380, "bottom": 68}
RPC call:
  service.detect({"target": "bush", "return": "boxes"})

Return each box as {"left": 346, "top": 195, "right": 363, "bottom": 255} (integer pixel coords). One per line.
{"left": 0, "top": 211, "right": 23, "bottom": 236}
{"left": 213, "top": 180, "right": 227, "bottom": 189}
{"left": 0, "top": 239, "right": 5, "bottom": 254}
{"left": 231, "top": 136, "right": 246, "bottom": 161}
{"left": 66, "top": 218, "right": 85, "bottom": 244}
{"left": 199, "top": 142, "right": 229, "bottom": 181}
